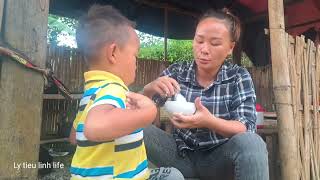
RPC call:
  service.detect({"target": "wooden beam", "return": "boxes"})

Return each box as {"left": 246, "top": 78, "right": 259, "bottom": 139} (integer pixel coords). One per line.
{"left": 164, "top": 7, "right": 168, "bottom": 62}
{"left": 40, "top": 138, "right": 69, "bottom": 144}
{"left": 286, "top": 18, "right": 320, "bottom": 30}
{"left": 43, "top": 93, "right": 82, "bottom": 100}
{"left": 135, "top": 0, "right": 199, "bottom": 18}
{"left": 0, "top": 0, "right": 49, "bottom": 179}
{"left": 243, "top": 13, "right": 268, "bottom": 24}
{"left": 268, "top": 0, "right": 299, "bottom": 180}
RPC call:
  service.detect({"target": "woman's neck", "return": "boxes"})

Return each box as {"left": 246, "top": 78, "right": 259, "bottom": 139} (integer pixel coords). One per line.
{"left": 196, "top": 66, "right": 220, "bottom": 88}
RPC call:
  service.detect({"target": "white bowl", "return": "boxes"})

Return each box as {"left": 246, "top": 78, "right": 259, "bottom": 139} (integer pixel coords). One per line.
{"left": 164, "top": 101, "right": 196, "bottom": 116}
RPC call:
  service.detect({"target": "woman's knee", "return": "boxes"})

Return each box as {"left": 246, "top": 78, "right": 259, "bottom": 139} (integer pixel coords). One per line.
{"left": 229, "top": 132, "right": 267, "bottom": 155}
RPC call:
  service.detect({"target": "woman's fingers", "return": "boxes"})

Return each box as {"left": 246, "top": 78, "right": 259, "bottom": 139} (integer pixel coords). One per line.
{"left": 157, "top": 81, "right": 171, "bottom": 96}
{"left": 157, "top": 76, "right": 180, "bottom": 96}
{"left": 147, "top": 76, "right": 180, "bottom": 98}
{"left": 153, "top": 86, "right": 167, "bottom": 97}
{"left": 166, "top": 77, "right": 180, "bottom": 93}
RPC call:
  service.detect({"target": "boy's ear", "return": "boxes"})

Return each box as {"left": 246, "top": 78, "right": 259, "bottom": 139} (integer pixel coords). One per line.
{"left": 106, "top": 43, "right": 117, "bottom": 64}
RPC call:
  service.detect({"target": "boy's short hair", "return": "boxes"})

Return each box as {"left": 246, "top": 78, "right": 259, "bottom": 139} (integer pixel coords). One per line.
{"left": 76, "top": 5, "right": 135, "bottom": 59}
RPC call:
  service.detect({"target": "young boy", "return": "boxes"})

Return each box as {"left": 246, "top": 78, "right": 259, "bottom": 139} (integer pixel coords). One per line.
{"left": 69, "top": 5, "right": 183, "bottom": 180}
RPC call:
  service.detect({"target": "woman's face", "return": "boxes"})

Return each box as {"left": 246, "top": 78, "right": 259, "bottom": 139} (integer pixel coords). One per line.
{"left": 193, "top": 18, "right": 235, "bottom": 71}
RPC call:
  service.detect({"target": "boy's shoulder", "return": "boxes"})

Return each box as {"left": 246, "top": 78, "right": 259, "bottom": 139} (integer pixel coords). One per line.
{"left": 95, "top": 81, "right": 128, "bottom": 98}
{"left": 91, "top": 81, "right": 128, "bottom": 109}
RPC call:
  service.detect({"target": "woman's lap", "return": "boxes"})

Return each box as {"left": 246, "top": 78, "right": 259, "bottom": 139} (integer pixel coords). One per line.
{"left": 144, "top": 125, "right": 269, "bottom": 180}
{"left": 144, "top": 125, "right": 198, "bottom": 178}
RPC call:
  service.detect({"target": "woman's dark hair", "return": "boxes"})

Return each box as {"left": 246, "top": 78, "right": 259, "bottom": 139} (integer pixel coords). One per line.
{"left": 198, "top": 8, "right": 241, "bottom": 43}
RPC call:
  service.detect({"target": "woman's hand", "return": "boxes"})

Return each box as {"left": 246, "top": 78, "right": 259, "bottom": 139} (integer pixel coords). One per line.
{"left": 170, "top": 97, "right": 215, "bottom": 129}
{"left": 143, "top": 76, "right": 180, "bottom": 98}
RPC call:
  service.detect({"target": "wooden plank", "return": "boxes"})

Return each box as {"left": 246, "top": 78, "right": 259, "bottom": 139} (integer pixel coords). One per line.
{"left": 0, "top": 0, "right": 49, "bottom": 179}
{"left": 40, "top": 138, "right": 69, "bottom": 144}
{"left": 70, "top": 49, "right": 75, "bottom": 92}
{"left": 43, "top": 93, "right": 83, "bottom": 99}
{"left": 267, "top": 0, "right": 299, "bottom": 180}
{"left": 79, "top": 52, "right": 84, "bottom": 93}
{"left": 75, "top": 51, "right": 80, "bottom": 92}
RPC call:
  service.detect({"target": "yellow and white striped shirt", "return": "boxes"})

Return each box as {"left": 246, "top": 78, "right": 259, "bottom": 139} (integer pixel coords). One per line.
{"left": 71, "top": 71, "right": 149, "bottom": 180}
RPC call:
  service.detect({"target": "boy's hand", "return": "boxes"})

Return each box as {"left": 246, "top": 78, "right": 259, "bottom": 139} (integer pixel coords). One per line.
{"left": 126, "top": 92, "right": 156, "bottom": 110}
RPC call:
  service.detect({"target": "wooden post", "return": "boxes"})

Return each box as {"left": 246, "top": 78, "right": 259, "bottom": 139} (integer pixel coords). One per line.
{"left": 268, "top": 0, "right": 299, "bottom": 180}
{"left": 164, "top": 7, "right": 168, "bottom": 62}
{"left": 0, "top": 0, "right": 49, "bottom": 179}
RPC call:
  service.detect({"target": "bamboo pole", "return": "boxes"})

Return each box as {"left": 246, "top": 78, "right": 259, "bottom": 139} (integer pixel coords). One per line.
{"left": 295, "top": 36, "right": 305, "bottom": 180}
{"left": 302, "top": 39, "right": 311, "bottom": 180}
{"left": 315, "top": 45, "right": 320, "bottom": 172}
{"left": 309, "top": 40, "right": 319, "bottom": 180}
{"left": 268, "top": 0, "right": 299, "bottom": 180}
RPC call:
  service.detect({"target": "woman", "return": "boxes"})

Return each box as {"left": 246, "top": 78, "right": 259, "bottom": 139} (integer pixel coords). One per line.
{"left": 143, "top": 9, "right": 269, "bottom": 180}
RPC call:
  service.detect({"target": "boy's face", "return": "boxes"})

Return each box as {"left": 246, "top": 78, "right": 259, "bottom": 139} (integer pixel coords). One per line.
{"left": 117, "top": 28, "right": 140, "bottom": 85}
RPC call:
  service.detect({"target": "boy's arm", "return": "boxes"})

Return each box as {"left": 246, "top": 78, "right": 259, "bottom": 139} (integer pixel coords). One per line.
{"left": 84, "top": 92, "right": 157, "bottom": 142}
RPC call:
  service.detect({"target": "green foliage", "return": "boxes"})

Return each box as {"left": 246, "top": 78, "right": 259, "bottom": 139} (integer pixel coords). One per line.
{"left": 167, "top": 40, "right": 193, "bottom": 62}
{"left": 138, "top": 39, "right": 194, "bottom": 62}
{"left": 240, "top": 53, "right": 253, "bottom": 67}
{"left": 47, "top": 14, "right": 77, "bottom": 46}
{"left": 47, "top": 15, "right": 193, "bottom": 61}
{"left": 137, "top": 31, "right": 163, "bottom": 48}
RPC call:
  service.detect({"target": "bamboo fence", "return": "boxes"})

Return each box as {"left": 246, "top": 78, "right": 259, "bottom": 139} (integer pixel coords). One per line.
{"left": 287, "top": 34, "right": 320, "bottom": 180}
{"left": 248, "top": 65, "right": 274, "bottom": 111}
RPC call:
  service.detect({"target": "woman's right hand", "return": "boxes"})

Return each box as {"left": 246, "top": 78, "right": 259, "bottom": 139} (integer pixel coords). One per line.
{"left": 143, "top": 76, "right": 180, "bottom": 98}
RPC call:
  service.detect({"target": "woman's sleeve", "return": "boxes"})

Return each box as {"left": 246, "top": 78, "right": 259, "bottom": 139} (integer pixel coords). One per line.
{"left": 229, "top": 68, "right": 257, "bottom": 132}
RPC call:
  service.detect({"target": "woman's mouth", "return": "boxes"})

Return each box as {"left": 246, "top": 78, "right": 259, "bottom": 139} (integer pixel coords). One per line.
{"left": 198, "top": 58, "right": 210, "bottom": 64}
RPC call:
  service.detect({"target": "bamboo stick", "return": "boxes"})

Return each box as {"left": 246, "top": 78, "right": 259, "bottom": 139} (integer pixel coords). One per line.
{"left": 310, "top": 41, "right": 319, "bottom": 180}
{"left": 302, "top": 38, "right": 311, "bottom": 180}
{"left": 295, "top": 36, "right": 305, "bottom": 180}
{"left": 315, "top": 45, "right": 320, "bottom": 170}
{"left": 268, "top": 0, "right": 299, "bottom": 179}
{"left": 288, "top": 36, "right": 301, "bottom": 176}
